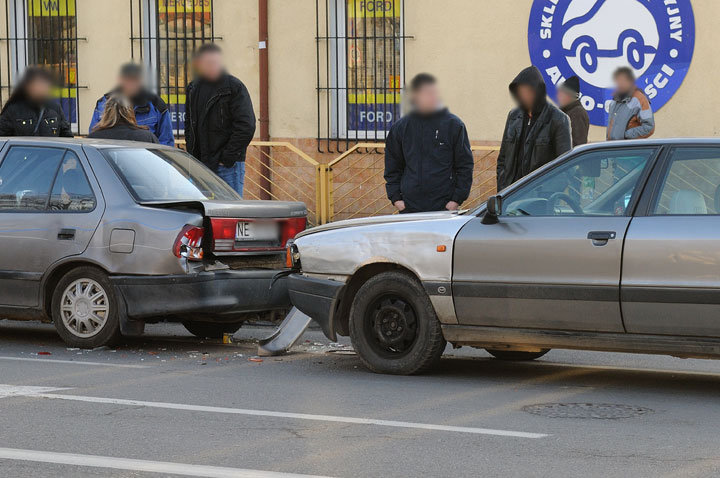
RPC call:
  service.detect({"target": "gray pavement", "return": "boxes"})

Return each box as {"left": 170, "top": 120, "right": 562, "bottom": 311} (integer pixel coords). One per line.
{"left": 2, "top": 319, "right": 720, "bottom": 477}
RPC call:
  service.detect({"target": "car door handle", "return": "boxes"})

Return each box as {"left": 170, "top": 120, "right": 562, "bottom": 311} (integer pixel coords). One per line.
{"left": 57, "top": 228, "right": 76, "bottom": 240}
{"left": 587, "top": 231, "right": 616, "bottom": 245}
{"left": 587, "top": 231, "right": 617, "bottom": 241}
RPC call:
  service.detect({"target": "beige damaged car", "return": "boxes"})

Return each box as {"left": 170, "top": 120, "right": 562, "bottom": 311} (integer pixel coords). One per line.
{"left": 0, "top": 138, "right": 306, "bottom": 348}
{"left": 287, "top": 139, "right": 720, "bottom": 374}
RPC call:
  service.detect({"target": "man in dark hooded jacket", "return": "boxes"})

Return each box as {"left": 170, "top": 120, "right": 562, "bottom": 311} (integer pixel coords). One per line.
{"left": 384, "top": 73, "right": 474, "bottom": 213}
{"left": 497, "top": 66, "right": 572, "bottom": 190}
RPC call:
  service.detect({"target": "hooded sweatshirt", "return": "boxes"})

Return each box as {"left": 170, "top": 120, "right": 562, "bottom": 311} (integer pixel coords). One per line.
{"left": 497, "top": 66, "right": 572, "bottom": 190}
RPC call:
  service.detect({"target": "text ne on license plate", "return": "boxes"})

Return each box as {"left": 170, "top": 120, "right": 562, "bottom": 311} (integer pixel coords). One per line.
{"left": 236, "top": 221, "right": 279, "bottom": 241}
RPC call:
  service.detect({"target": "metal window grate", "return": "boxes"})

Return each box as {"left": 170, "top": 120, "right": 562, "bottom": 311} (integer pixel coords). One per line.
{"left": 316, "top": 0, "right": 409, "bottom": 153}
{"left": 0, "top": 0, "right": 84, "bottom": 132}
{"left": 130, "top": 0, "right": 220, "bottom": 137}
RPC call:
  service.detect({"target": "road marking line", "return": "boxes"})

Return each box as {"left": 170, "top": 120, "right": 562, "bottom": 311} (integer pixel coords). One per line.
{"left": 0, "top": 385, "right": 69, "bottom": 398}
{"left": 0, "top": 356, "right": 148, "bottom": 369}
{"left": 8, "top": 387, "right": 546, "bottom": 438}
{"left": 0, "top": 447, "right": 332, "bottom": 478}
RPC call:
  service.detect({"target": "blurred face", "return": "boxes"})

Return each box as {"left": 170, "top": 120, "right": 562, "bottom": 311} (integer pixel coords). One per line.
{"left": 516, "top": 84, "right": 536, "bottom": 112}
{"left": 195, "top": 51, "right": 224, "bottom": 81}
{"left": 557, "top": 89, "right": 575, "bottom": 108}
{"left": 614, "top": 74, "right": 635, "bottom": 95}
{"left": 411, "top": 82, "right": 441, "bottom": 114}
{"left": 118, "top": 75, "right": 143, "bottom": 99}
{"left": 26, "top": 77, "right": 52, "bottom": 103}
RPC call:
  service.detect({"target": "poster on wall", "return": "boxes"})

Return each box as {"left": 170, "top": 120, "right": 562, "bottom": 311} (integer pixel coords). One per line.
{"left": 345, "top": 0, "right": 403, "bottom": 138}
{"left": 155, "top": 0, "right": 213, "bottom": 134}
{"left": 528, "top": 0, "right": 695, "bottom": 126}
{"left": 27, "top": 0, "right": 79, "bottom": 132}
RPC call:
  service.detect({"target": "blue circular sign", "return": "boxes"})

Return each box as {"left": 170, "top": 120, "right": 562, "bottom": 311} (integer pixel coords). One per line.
{"left": 528, "top": 0, "right": 695, "bottom": 126}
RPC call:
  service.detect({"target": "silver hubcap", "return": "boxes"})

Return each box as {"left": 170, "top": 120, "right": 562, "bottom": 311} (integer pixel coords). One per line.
{"left": 60, "top": 278, "right": 110, "bottom": 338}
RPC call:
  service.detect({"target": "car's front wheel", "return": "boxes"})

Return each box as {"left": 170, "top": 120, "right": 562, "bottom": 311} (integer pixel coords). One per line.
{"left": 52, "top": 267, "right": 122, "bottom": 348}
{"left": 486, "top": 349, "right": 550, "bottom": 361}
{"left": 183, "top": 321, "right": 243, "bottom": 339}
{"left": 349, "top": 271, "right": 446, "bottom": 375}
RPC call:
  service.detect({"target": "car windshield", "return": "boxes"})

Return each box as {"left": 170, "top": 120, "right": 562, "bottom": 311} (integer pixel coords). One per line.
{"left": 102, "top": 148, "right": 240, "bottom": 202}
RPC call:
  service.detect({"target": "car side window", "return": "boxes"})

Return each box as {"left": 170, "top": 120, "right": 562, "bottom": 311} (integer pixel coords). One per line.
{"left": 0, "top": 146, "right": 66, "bottom": 211}
{"left": 654, "top": 148, "right": 720, "bottom": 216}
{"left": 48, "top": 151, "right": 96, "bottom": 212}
{"left": 502, "top": 148, "right": 656, "bottom": 217}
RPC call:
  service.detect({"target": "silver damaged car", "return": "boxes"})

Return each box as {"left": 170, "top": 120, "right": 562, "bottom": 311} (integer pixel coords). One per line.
{"left": 288, "top": 139, "right": 720, "bottom": 374}
{"left": 0, "top": 138, "right": 306, "bottom": 347}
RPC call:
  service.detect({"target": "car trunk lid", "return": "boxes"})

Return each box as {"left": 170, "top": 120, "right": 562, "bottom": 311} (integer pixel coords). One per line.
{"left": 141, "top": 199, "right": 307, "bottom": 255}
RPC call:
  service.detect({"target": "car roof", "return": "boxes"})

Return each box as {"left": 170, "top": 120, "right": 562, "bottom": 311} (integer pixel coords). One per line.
{"left": 0, "top": 136, "right": 177, "bottom": 150}
{"left": 572, "top": 138, "right": 720, "bottom": 153}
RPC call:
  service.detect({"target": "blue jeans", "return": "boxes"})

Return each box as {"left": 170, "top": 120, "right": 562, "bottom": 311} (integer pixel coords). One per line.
{"left": 217, "top": 162, "right": 246, "bottom": 197}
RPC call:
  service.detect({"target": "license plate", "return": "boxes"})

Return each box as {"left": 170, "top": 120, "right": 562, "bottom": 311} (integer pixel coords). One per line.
{"left": 236, "top": 221, "right": 279, "bottom": 241}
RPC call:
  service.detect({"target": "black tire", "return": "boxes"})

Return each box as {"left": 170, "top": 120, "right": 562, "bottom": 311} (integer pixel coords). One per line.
{"left": 52, "top": 266, "right": 122, "bottom": 348}
{"left": 486, "top": 349, "right": 550, "bottom": 361}
{"left": 183, "top": 321, "right": 243, "bottom": 339}
{"left": 349, "top": 271, "right": 446, "bottom": 375}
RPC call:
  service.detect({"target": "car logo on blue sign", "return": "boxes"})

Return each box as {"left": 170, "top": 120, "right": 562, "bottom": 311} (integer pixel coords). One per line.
{"left": 528, "top": 0, "right": 695, "bottom": 126}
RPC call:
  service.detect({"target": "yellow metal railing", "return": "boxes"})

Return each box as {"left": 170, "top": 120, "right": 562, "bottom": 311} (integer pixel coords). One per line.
{"left": 244, "top": 142, "right": 326, "bottom": 226}
{"left": 175, "top": 140, "right": 499, "bottom": 224}
{"left": 325, "top": 143, "right": 500, "bottom": 222}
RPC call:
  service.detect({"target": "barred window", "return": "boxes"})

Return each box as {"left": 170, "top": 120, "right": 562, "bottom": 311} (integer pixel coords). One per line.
{"left": 1, "top": 0, "right": 82, "bottom": 132}
{"left": 131, "top": 0, "right": 218, "bottom": 136}
{"left": 317, "top": 0, "right": 407, "bottom": 152}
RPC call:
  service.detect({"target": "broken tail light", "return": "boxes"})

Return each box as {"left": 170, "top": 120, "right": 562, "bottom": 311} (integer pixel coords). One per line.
{"left": 280, "top": 217, "right": 307, "bottom": 247}
{"left": 173, "top": 225, "right": 204, "bottom": 261}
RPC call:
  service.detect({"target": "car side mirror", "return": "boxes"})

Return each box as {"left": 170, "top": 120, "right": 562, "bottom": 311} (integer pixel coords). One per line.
{"left": 482, "top": 195, "right": 502, "bottom": 225}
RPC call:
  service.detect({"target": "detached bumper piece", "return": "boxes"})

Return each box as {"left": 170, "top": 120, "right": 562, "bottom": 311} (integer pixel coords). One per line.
{"left": 111, "top": 269, "right": 291, "bottom": 321}
{"left": 287, "top": 274, "right": 345, "bottom": 341}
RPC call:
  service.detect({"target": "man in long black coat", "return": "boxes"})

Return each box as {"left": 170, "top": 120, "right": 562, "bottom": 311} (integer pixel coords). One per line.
{"left": 497, "top": 66, "right": 572, "bottom": 191}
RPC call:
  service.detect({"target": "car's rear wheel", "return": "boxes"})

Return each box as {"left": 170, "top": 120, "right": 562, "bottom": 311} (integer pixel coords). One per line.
{"left": 52, "top": 267, "right": 122, "bottom": 348}
{"left": 349, "top": 271, "right": 446, "bottom": 375}
{"left": 486, "top": 349, "right": 550, "bottom": 361}
{"left": 183, "top": 321, "right": 243, "bottom": 339}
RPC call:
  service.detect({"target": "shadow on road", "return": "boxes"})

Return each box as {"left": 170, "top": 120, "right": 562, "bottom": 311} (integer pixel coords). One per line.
{"left": 4, "top": 319, "right": 720, "bottom": 400}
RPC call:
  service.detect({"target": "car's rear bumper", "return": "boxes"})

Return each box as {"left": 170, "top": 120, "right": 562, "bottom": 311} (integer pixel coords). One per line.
{"left": 287, "top": 273, "right": 345, "bottom": 341}
{"left": 111, "top": 269, "right": 291, "bottom": 321}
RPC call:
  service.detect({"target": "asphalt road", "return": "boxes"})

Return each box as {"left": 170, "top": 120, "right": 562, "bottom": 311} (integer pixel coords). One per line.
{"left": 2, "top": 320, "right": 720, "bottom": 477}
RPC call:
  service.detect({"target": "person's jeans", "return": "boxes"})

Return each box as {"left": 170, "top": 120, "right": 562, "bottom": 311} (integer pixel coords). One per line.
{"left": 216, "top": 162, "right": 246, "bottom": 197}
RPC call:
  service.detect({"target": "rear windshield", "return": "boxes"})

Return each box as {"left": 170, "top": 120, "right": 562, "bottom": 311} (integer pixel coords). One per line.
{"left": 102, "top": 148, "right": 240, "bottom": 202}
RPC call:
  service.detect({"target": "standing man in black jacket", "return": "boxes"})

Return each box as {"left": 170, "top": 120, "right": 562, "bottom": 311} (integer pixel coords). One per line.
{"left": 186, "top": 43, "right": 256, "bottom": 195}
{"left": 557, "top": 76, "right": 589, "bottom": 147}
{"left": 497, "top": 66, "right": 572, "bottom": 191}
{"left": 384, "top": 73, "right": 474, "bottom": 214}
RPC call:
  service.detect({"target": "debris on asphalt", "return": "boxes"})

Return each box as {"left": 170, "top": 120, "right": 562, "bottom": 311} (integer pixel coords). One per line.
{"left": 249, "top": 357, "right": 263, "bottom": 363}
{"left": 294, "top": 341, "right": 354, "bottom": 355}
{"left": 327, "top": 349, "right": 356, "bottom": 356}
{"left": 36, "top": 351, "right": 51, "bottom": 356}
